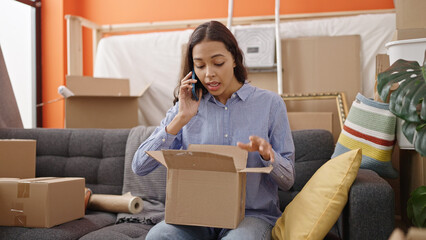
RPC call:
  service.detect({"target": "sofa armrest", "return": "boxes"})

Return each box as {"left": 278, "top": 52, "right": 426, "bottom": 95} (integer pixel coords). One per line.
{"left": 344, "top": 169, "right": 395, "bottom": 240}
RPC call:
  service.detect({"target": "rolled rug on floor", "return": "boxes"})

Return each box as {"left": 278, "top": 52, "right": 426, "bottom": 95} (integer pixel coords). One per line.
{"left": 87, "top": 192, "right": 143, "bottom": 214}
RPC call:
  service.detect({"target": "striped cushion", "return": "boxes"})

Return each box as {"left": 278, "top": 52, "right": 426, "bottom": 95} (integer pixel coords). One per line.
{"left": 332, "top": 93, "right": 398, "bottom": 179}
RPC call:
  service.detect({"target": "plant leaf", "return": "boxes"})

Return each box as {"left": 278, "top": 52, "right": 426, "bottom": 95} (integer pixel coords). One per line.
{"left": 411, "top": 192, "right": 426, "bottom": 227}
{"left": 402, "top": 121, "right": 417, "bottom": 143}
{"left": 377, "top": 58, "right": 426, "bottom": 156}
{"left": 414, "top": 125, "right": 426, "bottom": 156}
{"left": 407, "top": 186, "right": 426, "bottom": 227}
{"left": 389, "top": 73, "right": 425, "bottom": 122}
{"left": 377, "top": 59, "right": 422, "bottom": 102}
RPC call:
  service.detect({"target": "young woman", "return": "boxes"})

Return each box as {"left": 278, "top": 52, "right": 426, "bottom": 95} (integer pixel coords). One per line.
{"left": 132, "top": 20, "right": 295, "bottom": 240}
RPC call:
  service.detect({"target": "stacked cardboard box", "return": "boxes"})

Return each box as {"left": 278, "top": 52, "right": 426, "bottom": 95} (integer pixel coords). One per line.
{"left": 0, "top": 140, "right": 36, "bottom": 178}
{"left": 393, "top": 0, "right": 426, "bottom": 40}
{"left": 0, "top": 140, "right": 85, "bottom": 228}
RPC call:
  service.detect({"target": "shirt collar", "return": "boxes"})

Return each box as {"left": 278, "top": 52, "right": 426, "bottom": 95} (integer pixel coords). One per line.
{"left": 205, "top": 82, "right": 253, "bottom": 103}
{"left": 235, "top": 82, "right": 254, "bottom": 102}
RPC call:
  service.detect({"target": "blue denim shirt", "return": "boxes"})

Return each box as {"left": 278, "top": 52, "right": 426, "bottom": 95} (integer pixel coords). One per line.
{"left": 132, "top": 83, "right": 295, "bottom": 225}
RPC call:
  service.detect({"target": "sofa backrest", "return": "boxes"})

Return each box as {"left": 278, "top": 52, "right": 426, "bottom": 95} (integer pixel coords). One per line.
{"left": 278, "top": 129, "right": 335, "bottom": 210}
{"left": 0, "top": 128, "right": 335, "bottom": 203}
{"left": 0, "top": 128, "right": 130, "bottom": 195}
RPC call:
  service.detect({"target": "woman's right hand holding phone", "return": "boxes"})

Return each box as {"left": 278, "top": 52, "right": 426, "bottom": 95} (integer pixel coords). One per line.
{"left": 166, "top": 71, "right": 202, "bottom": 135}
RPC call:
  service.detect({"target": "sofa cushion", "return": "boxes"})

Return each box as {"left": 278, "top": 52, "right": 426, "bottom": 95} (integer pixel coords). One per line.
{"left": 271, "top": 149, "right": 362, "bottom": 240}
{"left": 118, "top": 126, "right": 166, "bottom": 224}
{"left": 80, "top": 222, "right": 153, "bottom": 240}
{"left": 0, "top": 211, "right": 116, "bottom": 240}
{"left": 292, "top": 129, "right": 335, "bottom": 191}
{"left": 0, "top": 128, "right": 130, "bottom": 195}
{"left": 332, "top": 93, "right": 398, "bottom": 179}
{"left": 278, "top": 129, "right": 334, "bottom": 210}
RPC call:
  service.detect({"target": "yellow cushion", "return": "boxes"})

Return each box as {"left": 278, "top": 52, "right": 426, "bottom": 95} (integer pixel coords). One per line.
{"left": 272, "top": 149, "right": 362, "bottom": 240}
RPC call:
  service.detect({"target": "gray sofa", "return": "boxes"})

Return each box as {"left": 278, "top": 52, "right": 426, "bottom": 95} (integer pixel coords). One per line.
{"left": 0, "top": 127, "right": 394, "bottom": 240}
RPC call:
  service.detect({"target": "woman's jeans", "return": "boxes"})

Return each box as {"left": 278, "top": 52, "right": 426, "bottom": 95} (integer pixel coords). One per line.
{"left": 146, "top": 216, "right": 273, "bottom": 240}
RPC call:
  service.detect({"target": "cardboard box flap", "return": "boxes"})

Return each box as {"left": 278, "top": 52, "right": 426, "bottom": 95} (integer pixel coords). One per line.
{"left": 19, "top": 177, "right": 83, "bottom": 184}
{"left": 239, "top": 165, "right": 273, "bottom": 173}
{"left": 187, "top": 144, "right": 248, "bottom": 170}
{"left": 0, "top": 178, "right": 20, "bottom": 182}
{"left": 162, "top": 150, "right": 237, "bottom": 172}
{"left": 137, "top": 81, "right": 152, "bottom": 96}
{"left": 146, "top": 150, "right": 167, "bottom": 166}
{"left": 66, "top": 76, "right": 130, "bottom": 96}
{"left": 19, "top": 177, "right": 57, "bottom": 183}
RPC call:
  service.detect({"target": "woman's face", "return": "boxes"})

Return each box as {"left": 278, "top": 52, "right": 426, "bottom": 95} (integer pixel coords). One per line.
{"left": 192, "top": 40, "right": 242, "bottom": 104}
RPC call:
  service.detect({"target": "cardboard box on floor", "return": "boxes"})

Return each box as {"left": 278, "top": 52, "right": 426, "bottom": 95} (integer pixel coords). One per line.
{"left": 0, "top": 140, "right": 36, "bottom": 178}
{"left": 64, "top": 76, "right": 150, "bottom": 129}
{"left": 0, "top": 177, "right": 85, "bottom": 228}
{"left": 147, "top": 145, "right": 272, "bottom": 229}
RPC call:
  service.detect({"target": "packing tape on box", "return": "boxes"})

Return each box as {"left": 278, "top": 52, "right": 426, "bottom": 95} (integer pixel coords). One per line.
{"left": 17, "top": 182, "right": 30, "bottom": 198}
{"left": 87, "top": 192, "right": 143, "bottom": 214}
{"left": 11, "top": 202, "right": 26, "bottom": 227}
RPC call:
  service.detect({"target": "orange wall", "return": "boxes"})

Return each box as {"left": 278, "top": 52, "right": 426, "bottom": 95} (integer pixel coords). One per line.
{"left": 41, "top": 0, "right": 394, "bottom": 128}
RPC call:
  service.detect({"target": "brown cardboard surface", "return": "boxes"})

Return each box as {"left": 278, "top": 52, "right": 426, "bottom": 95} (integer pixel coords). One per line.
{"left": 395, "top": 0, "right": 426, "bottom": 30}
{"left": 188, "top": 144, "right": 248, "bottom": 170}
{"left": 64, "top": 76, "right": 150, "bottom": 129}
{"left": 165, "top": 170, "right": 245, "bottom": 228}
{"left": 0, "top": 177, "right": 85, "bottom": 228}
{"left": 146, "top": 145, "right": 270, "bottom": 228}
{"left": 281, "top": 35, "right": 361, "bottom": 141}
{"left": 287, "top": 112, "right": 333, "bottom": 132}
{"left": 0, "top": 140, "right": 36, "bottom": 178}
{"left": 163, "top": 150, "right": 236, "bottom": 172}
{"left": 66, "top": 76, "right": 130, "bottom": 96}
{"left": 375, "top": 54, "right": 390, "bottom": 102}
{"left": 65, "top": 96, "right": 139, "bottom": 128}
{"left": 392, "top": 28, "right": 426, "bottom": 41}
{"left": 247, "top": 72, "right": 278, "bottom": 92}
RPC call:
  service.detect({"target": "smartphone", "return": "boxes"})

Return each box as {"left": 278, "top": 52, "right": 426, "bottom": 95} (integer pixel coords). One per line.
{"left": 191, "top": 68, "right": 199, "bottom": 101}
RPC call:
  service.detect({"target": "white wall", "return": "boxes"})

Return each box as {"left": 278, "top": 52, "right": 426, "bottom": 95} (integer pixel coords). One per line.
{"left": 0, "top": 0, "right": 35, "bottom": 128}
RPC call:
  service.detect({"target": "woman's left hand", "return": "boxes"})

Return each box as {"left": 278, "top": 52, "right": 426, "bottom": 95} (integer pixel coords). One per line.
{"left": 237, "top": 136, "right": 274, "bottom": 163}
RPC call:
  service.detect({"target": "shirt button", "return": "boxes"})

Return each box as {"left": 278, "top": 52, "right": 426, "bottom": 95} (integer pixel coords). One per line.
{"left": 224, "top": 107, "right": 228, "bottom": 110}
{"left": 162, "top": 138, "right": 166, "bottom": 142}
{"left": 232, "top": 94, "right": 236, "bottom": 98}
{"left": 280, "top": 175, "right": 284, "bottom": 179}
{"left": 224, "top": 134, "right": 228, "bottom": 138}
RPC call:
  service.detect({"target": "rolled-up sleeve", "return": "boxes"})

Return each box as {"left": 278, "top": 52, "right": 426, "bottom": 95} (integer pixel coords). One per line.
{"left": 132, "top": 104, "right": 181, "bottom": 176}
{"left": 261, "top": 97, "right": 295, "bottom": 190}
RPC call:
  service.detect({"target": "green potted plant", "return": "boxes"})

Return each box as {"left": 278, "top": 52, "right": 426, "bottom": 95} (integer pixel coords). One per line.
{"left": 377, "top": 51, "right": 426, "bottom": 156}
{"left": 407, "top": 185, "right": 426, "bottom": 228}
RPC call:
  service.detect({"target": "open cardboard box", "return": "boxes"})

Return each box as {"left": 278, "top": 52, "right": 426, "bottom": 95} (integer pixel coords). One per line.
{"left": 147, "top": 144, "right": 272, "bottom": 229}
{"left": 0, "top": 177, "right": 85, "bottom": 228}
{"left": 0, "top": 140, "right": 36, "bottom": 178}
{"left": 64, "top": 76, "right": 150, "bottom": 129}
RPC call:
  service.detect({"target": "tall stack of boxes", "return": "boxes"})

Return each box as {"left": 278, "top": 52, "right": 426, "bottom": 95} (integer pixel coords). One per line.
{"left": 393, "top": 0, "right": 426, "bottom": 40}
{"left": 0, "top": 140, "right": 85, "bottom": 228}
{"left": 384, "top": 0, "right": 426, "bottom": 228}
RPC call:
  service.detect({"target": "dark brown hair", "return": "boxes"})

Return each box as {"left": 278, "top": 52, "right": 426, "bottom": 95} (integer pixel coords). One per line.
{"left": 173, "top": 20, "right": 247, "bottom": 104}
